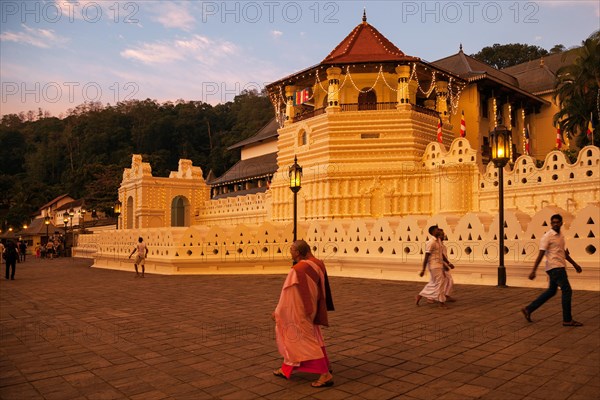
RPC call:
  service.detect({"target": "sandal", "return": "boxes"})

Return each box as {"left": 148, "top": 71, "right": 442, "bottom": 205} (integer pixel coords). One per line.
{"left": 562, "top": 320, "right": 583, "bottom": 327}
{"left": 311, "top": 377, "right": 334, "bottom": 388}
{"left": 273, "top": 368, "right": 287, "bottom": 379}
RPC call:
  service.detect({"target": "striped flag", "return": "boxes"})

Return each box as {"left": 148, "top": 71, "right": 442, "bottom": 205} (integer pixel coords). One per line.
{"left": 587, "top": 113, "right": 594, "bottom": 142}
{"left": 460, "top": 111, "right": 466, "bottom": 137}
{"left": 295, "top": 88, "right": 310, "bottom": 105}
{"left": 524, "top": 125, "right": 530, "bottom": 155}
{"left": 437, "top": 121, "right": 443, "bottom": 143}
{"left": 556, "top": 127, "right": 563, "bottom": 149}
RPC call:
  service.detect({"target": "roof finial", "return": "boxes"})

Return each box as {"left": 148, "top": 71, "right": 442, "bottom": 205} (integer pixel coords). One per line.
{"left": 459, "top": 43, "right": 463, "bottom": 52}
{"left": 362, "top": 8, "right": 367, "bottom": 23}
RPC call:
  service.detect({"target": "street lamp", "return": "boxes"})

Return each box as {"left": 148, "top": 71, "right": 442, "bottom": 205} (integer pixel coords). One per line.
{"left": 63, "top": 215, "right": 69, "bottom": 255}
{"left": 490, "top": 124, "right": 512, "bottom": 287}
{"left": 44, "top": 215, "right": 50, "bottom": 245}
{"left": 68, "top": 208, "right": 75, "bottom": 256}
{"left": 288, "top": 155, "right": 302, "bottom": 242}
{"left": 80, "top": 206, "right": 86, "bottom": 232}
{"left": 114, "top": 200, "right": 122, "bottom": 230}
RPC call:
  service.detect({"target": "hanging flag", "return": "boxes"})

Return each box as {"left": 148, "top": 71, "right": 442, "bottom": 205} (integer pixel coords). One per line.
{"left": 587, "top": 113, "right": 594, "bottom": 142}
{"left": 437, "top": 121, "right": 443, "bottom": 143}
{"left": 460, "top": 111, "right": 466, "bottom": 137}
{"left": 556, "top": 126, "right": 563, "bottom": 149}
{"left": 524, "top": 125, "right": 530, "bottom": 155}
{"left": 295, "top": 88, "right": 311, "bottom": 105}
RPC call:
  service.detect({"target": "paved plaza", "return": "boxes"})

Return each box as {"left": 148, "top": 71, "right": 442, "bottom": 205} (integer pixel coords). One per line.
{"left": 1, "top": 257, "right": 598, "bottom": 400}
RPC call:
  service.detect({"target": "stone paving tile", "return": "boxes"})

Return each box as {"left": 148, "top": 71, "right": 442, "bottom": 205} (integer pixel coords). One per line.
{"left": 1, "top": 258, "right": 599, "bottom": 399}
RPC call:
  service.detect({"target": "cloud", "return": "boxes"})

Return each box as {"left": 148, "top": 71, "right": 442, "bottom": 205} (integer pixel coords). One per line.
{"left": 121, "top": 35, "right": 238, "bottom": 65}
{"left": 271, "top": 30, "right": 283, "bottom": 38}
{"left": 534, "top": 36, "right": 542, "bottom": 42}
{"left": 150, "top": 2, "right": 196, "bottom": 31}
{"left": 0, "top": 25, "right": 68, "bottom": 48}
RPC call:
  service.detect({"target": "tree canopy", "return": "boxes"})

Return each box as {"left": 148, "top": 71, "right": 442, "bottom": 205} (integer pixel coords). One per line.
{"left": 0, "top": 90, "right": 273, "bottom": 230}
{"left": 553, "top": 30, "right": 599, "bottom": 147}
{"left": 471, "top": 43, "right": 550, "bottom": 69}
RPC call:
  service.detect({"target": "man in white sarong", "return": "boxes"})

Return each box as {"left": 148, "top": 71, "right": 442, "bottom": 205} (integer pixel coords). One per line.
{"left": 272, "top": 240, "right": 334, "bottom": 388}
{"left": 439, "top": 228, "right": 456, "bottom": 302}
{"left": 416, "top": 225, "right": 449, "bottom": 308}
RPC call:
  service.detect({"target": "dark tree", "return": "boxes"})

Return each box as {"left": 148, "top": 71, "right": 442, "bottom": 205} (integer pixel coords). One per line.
{"left": 472, "top": 43, "right": 549, "bottom": 69}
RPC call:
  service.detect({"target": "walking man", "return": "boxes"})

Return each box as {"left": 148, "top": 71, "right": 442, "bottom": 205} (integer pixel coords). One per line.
{"left": 521, "top": 214, "right": 583, "bottom": 326}
{"left": 416, "top": 225, "right": 449, "bottom": 308}
{"left": 4, "top": 240, "right": 18, "bottom": 280}
{"left": 128, "top": 237, "right": 148, "bottom": 278}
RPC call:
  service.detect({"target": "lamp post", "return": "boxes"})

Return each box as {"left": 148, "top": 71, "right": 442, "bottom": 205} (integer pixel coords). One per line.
{"left": 114, "top": 200, "right": 122, "bottom": 230}
{"left": 80, "top": 207, "right": 86, "bottom": 232}
{"left": 288, "top": 155, "right": 302, "bottom": 242}
{"left": 68, "top": 208, "right": 75, "bottom": 257}
{"left": 490, "top": 124, "right": 512, "bottom": 288}
{"left": 63, "top": 215, "right": 69, "bottom": 255}
{"left": 44, "top": 215, "right": 50, "bottom": 246}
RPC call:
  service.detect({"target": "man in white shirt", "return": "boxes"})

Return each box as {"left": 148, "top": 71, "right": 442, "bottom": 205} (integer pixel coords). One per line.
{"left": 521, "top": 214, "right": 583, "bottom": 327}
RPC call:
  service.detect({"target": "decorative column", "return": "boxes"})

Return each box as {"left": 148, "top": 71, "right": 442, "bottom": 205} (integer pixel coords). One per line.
{"left": 326, "top": 67, "right": 342, "bottom": 113}
{"left": 435, "top": 81, "right": 449, "bottom": 122}
{"left": 395, "top": 65, "right": 411, "bottom": 110}
{"left": 285, "top": 85, "right": 296, "bottom": 126}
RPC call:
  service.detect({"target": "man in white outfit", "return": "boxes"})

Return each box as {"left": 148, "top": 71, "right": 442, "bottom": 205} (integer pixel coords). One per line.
{"left": 416, "top": 225, "right": 449, "bottom": 308}
{"left": 438, "top": 229, "right": 456, "bottom": 302}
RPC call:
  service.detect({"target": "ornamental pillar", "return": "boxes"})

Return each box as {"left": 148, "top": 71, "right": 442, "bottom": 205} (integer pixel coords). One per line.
{"left": 395, "top": 65, "right": 411, "bottom": 110}
{"left": 435, "top": 81, "right": 449, "bottom": 122}
{"left": 326, "top": 67, "right": 342, "bottom": 113}
{"left": 285, "top": 85, "right": 296, "bottom": 126}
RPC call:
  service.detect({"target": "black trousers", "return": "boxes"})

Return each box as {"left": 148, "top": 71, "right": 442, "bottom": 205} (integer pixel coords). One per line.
{"left": 5, "top": 259, "right": 16, "bottom": 279}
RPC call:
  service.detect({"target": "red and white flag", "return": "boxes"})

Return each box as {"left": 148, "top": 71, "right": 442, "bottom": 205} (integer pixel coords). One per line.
{"left": 524, "top": 125, "right": 530, "bottom": 155}
{"left": 460, "top": 111, "right": 466, "bottom": 137}
{"left": 587, "top": 113, "right": 594, "bottom": 143}
{"left": 437, "top": 121, "right": 443, "bottom": 143}
{"left": 556, "top": 127, "right": 563, "bottom": 149}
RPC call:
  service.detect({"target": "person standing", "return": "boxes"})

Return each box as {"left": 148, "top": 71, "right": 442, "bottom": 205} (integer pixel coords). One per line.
{"left": 416, "top": 225, "right": 449, "bottom": 308}
{"left": 521, "top": 214, "right": 583, "bottom": 326}
{"left": 4, "top": 240, "right": 18, "bottom": 280}
{"left": 19, "top": 240, "right": 27, "bottom": 262}
{"left": 272, "top": 240, "right": 334, "bottom": 388}
{"left": 128, "top": 237, "right": 148, "bottom": 278}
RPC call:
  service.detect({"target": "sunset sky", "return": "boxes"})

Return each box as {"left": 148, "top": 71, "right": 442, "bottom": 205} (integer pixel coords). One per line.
{"left": 1, "top": 0, "right": 599, "bottom": 117}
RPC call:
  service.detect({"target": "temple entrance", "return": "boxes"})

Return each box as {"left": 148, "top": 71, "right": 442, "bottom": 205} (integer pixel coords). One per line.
{"left": 171, "top": 196, "right": 190, "bottom": 227}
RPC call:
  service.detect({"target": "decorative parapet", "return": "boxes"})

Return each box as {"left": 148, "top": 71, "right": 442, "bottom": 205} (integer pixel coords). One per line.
{"left": 198, "top": 192, "right": 269, "bottom": 227}
{"left": 83, "top": 205, "right": 599, "bottom": 289}
{"left": 479, "top": 146, "right": 600, "bottom": 214}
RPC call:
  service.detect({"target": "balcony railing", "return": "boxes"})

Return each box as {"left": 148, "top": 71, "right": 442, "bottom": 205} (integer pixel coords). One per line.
{"left": 290, "top": 102, "right": 441, "bottom": 123}
{"left": 340, "top": 102, "right": 397, "bottom": 111}
{"left": 292, "top": 107, "right": 326, "bottom": 123}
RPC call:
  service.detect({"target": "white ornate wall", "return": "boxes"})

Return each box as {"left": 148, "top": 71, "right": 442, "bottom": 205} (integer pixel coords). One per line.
{"left": 79, "top": 204, "right": 599, "bottom": 290}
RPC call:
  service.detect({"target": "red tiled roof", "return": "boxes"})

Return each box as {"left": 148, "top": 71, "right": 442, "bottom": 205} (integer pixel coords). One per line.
{"left": 322, "top": 17, "right": 418, "bottom": 65}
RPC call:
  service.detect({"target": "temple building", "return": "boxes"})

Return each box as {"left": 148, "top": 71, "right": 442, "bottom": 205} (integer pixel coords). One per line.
{"left": 78, "top": 13, "right": 599, "bottom": 289}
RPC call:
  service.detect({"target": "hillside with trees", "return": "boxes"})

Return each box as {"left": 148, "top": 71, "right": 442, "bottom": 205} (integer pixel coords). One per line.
{"left": 0, "top": 90, "right": 273, "bottom": 229}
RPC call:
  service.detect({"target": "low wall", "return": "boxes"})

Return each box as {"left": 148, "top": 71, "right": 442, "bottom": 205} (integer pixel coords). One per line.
{"left": 76, "top": 205, "right": 600, "bottom": 290}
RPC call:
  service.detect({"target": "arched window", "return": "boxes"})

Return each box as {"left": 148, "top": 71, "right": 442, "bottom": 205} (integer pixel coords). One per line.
{"left": 126, "top": 196, "right": 134, "bottom": 229}
{"left": 298, "top": 130, "right": 308, "bottom": 146}
{"left": 358, "top": 89, "right": 377, "bottom": 110}
{"left": 171, "top": 196, "right": 190, "bottom": 227}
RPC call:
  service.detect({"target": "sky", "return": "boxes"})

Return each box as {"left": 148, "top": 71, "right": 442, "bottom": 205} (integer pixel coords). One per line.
{"left": 1, "top": 0, "right": 599, "bottom": 118}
